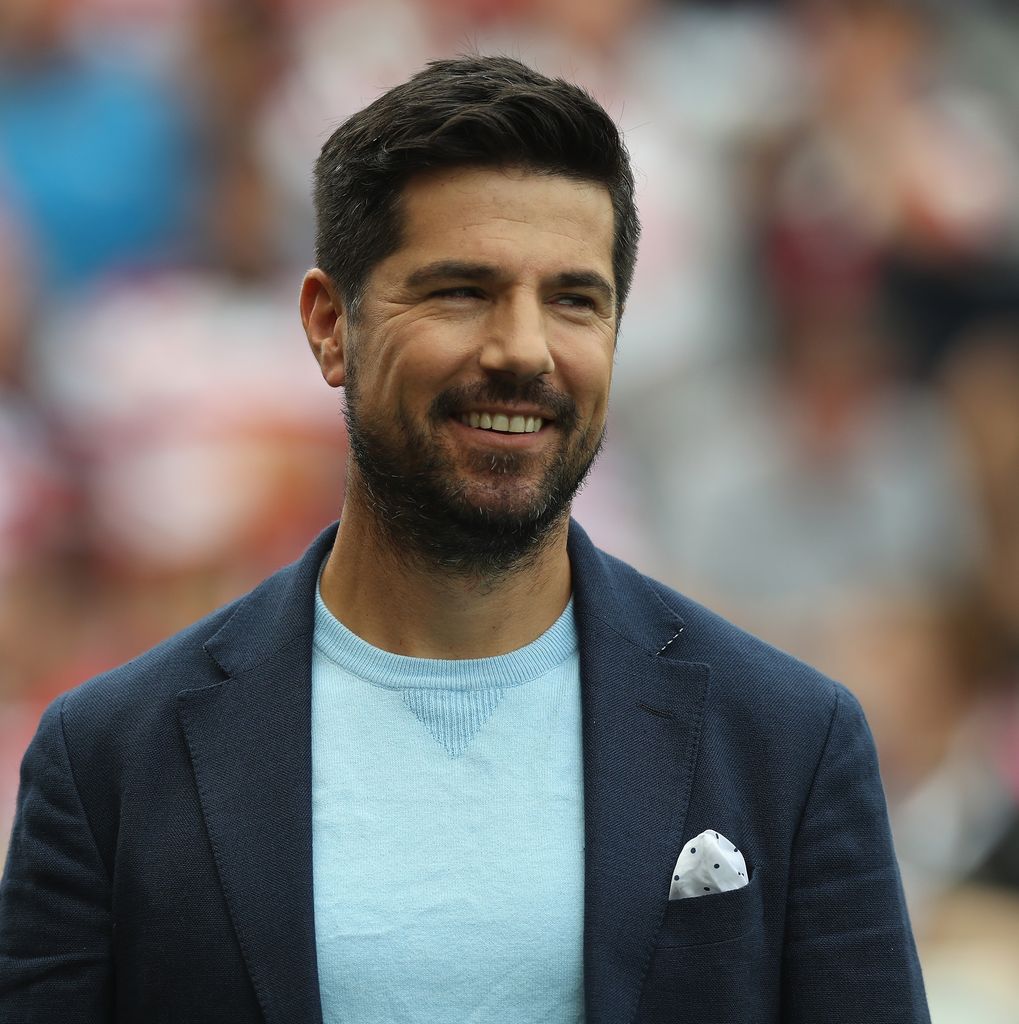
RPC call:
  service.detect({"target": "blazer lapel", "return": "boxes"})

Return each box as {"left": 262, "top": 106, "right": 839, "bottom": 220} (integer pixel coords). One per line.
{"left": 569, "top": 523, "right": 710, "bottom": 1024}
{"left": 177, "top": 527, "right": 336, "bottom": 1024}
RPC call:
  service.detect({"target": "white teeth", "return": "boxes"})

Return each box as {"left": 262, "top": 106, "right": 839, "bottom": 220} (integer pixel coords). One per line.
{"left": 459, "top": 413, "right": 545, "bottom": 433}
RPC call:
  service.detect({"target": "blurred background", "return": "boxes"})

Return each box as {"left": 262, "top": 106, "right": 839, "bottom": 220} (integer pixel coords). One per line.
{"left": 0, "top": 0, "right": 1017, "bottom": 1016}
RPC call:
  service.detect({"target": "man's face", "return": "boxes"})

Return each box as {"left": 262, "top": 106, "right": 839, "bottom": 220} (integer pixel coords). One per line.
{"left": 318, "top": 165, "right": 617, "bottom": 573}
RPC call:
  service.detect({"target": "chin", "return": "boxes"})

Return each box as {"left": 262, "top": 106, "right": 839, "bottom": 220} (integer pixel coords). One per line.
{"left": 452, "top": 483, "right": 558, "bottom": 523}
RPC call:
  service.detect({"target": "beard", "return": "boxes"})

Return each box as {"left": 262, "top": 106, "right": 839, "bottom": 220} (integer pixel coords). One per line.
{"left": 342, "top": 370, "right": 604, "bottom": 579}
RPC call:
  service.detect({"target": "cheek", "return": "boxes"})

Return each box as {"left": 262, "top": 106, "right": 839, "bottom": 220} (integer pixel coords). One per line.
{"left": 362, "top": 328, "right": 436, "bottom": 396}
{"left": 563, "top": 351, "right": 613, "bottom": 413}
{"left": 392, "top": 329, "right": 477, "bottom": 394}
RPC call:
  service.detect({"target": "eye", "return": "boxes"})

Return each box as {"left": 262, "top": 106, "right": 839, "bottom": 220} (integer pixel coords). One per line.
{"left": 553, "top": 294, "right": 597, "bottom": 310}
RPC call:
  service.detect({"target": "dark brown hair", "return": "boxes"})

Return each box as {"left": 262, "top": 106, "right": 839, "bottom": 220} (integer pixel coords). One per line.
{"left": 312, "top": 55, "right": 639, "bottom": 320}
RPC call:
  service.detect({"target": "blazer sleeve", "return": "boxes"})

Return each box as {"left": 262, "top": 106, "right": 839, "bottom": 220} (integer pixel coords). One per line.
{"left": 0, "top": 697, "right": 114, "bottom": 1023}
{"left": 780, "top": 686, "right": 930, "bottom": 1022}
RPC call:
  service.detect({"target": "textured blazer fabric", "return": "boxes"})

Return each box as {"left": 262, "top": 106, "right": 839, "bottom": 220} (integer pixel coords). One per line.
{"left": 0, "top": 521, "right": 930, "bottom": 1024}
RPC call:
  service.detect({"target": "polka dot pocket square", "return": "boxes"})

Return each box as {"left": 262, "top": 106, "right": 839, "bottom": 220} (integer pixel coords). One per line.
{"left": 669, "top": 829, "right": 748, "bottom": 900}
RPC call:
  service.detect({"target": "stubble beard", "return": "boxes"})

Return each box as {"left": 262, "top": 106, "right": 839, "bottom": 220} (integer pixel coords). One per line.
{"left": 341, "top": 371, "right": 604, "bottom": 581}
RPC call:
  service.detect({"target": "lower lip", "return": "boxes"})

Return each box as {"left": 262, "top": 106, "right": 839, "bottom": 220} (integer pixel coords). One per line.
{"left": 448, "top": 416, "right": 551, "bottom": 447}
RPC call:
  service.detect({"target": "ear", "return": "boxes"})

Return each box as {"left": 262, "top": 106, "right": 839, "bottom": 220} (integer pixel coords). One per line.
{"left": 300, "top": 268, "right": 347, "bottom": 388}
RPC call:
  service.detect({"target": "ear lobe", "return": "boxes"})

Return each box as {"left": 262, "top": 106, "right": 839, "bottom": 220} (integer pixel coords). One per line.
{"left": 300, "top": 268, "right": 347, "bottom": 388}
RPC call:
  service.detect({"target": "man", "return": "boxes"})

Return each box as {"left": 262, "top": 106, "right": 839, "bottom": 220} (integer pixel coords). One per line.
{"left": 0, "top": 56, "right": 929, "bottom": 1023}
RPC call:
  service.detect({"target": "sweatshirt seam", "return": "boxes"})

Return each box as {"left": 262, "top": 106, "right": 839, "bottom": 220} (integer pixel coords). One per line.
{"left": 310, "top": 641, "right": 578, "bottom": 690}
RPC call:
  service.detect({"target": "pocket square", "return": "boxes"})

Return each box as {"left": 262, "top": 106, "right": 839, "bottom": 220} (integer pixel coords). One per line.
{"left": 669, "top": 829, "right": 748, "bottom": 900}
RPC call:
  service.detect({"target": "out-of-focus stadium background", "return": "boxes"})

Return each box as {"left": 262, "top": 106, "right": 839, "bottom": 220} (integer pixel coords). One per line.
{"left": 1, "top": 0, "right": 1017, "bottom": 1016}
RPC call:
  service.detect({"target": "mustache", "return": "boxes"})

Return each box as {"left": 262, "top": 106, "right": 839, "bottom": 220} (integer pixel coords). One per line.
{"left": 429, "top": 378, "right": 578, "bottom": 428}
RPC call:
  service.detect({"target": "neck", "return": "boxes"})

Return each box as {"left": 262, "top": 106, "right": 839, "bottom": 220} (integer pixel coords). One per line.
{"left": 319, "top": 498, "right": 573, "bottom": 659}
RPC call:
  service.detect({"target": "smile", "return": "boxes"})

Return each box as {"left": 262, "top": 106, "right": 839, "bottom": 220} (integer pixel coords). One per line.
{"left": 459, "top": 412, "right": 544, "bottom": 434}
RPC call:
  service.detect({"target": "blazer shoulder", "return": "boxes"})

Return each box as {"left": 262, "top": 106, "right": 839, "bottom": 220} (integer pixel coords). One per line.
{"left": 55, "top": 524, "right": 333, "bottom": 742}
{"left": 639, "top": 568, "right": 848, "bottom": 727}
{"left": 56, "top": 595, "right": 243, "bottom": 744}
{"left": 14, "top": 597, "right": 247, "bottom": 874}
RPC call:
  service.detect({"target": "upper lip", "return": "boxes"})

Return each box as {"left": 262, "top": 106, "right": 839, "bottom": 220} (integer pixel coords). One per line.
{"left": 457, "top": 405, "right": 553, "bottom": 420}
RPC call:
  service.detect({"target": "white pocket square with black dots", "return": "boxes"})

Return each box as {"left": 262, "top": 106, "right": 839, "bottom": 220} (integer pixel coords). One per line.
{"left": 669, "top": 829, "right": 748, "bottom": 900}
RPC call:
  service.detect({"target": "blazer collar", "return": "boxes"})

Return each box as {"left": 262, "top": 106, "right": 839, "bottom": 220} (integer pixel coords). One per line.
{"left": 202, "top": 523, "right": 336, "bottom": 679}
{"left": 200, "top": 518, "right": 682, "bottom": 676}
{"left": 179, "top": 521, "right": 708, "bottom": 1024}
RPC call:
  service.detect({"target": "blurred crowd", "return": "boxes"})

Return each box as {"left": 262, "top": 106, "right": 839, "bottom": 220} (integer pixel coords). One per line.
{"left": 1, "top": 0, "right": 1018, "bottom": 1018}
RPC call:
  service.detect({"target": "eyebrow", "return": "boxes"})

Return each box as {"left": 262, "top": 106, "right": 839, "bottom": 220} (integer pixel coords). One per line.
{"left": 405, "top": 261, "right": 498, "bottom": 288}
{"left": 550, "top": 271, "right": 615, "bottom": 305}
{"left": 404, "top": 261, "right": 615, "bottom": 304}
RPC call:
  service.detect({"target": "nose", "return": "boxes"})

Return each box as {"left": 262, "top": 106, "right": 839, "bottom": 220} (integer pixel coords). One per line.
{"left": 478, "top": 293, "right": 555, "bottom": 380}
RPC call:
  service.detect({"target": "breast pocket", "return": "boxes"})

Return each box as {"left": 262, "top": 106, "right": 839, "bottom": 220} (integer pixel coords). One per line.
{"left": 655, "top": 866, "right": 763, "bottom": 948}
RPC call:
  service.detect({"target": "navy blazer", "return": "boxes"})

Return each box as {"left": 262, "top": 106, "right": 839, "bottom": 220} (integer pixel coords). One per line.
{"left": 1, "top": 521, "right": 929, "bottom": 1023}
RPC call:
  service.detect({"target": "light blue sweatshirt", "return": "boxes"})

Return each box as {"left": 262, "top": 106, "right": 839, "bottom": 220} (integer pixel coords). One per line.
{"left": 311, "top": 584, "right": 585, "bottom": 1024}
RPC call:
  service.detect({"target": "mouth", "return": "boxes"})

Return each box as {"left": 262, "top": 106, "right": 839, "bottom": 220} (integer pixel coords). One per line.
{"left": 458, "top": 412, "right": 545, "bottom": 435}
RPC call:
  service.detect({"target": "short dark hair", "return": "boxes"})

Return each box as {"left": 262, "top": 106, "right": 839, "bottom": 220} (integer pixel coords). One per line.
{"left": 312, "top": 55, "right": 640, "bottom": 320}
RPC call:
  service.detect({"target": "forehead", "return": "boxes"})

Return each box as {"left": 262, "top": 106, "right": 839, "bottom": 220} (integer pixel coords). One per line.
{"left": 387, "top": 166, "right": 615, "bottom": 278}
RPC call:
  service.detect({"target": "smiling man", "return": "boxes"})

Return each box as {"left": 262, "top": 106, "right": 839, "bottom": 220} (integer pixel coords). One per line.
{"left": 304, "top": 164, "right": 616, "bottom": 595}
{"left": 0, "top": 57, "right": 929, "bottom": 1023}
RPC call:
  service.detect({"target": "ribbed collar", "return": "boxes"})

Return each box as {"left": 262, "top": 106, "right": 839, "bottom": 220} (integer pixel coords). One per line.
{"left": 313, "top": 579, "right": 578, "bottom": 691}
